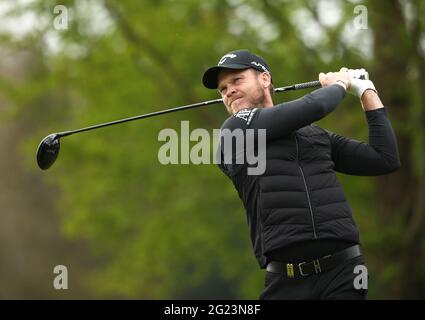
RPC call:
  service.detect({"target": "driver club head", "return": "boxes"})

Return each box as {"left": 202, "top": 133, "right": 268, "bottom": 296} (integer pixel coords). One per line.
{"left": 36, "top": 134, "right": 60, "bottom": 170}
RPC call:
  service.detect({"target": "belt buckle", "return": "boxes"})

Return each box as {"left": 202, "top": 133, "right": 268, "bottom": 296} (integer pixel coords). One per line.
{"left": 298, "top": 261, "right": 308, "bottom": 276}
{"left": 298, "top": 259, "right": 322, "bottom": 276}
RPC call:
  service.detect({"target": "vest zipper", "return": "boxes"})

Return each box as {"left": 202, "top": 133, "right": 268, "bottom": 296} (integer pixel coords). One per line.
{"left": 294, "top": 134, "right": 317, "bottom": 238}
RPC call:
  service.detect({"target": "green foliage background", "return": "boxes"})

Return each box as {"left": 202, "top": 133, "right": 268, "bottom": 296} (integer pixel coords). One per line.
{"left": 0, "top": 0, "right": 423, "bottom": 299}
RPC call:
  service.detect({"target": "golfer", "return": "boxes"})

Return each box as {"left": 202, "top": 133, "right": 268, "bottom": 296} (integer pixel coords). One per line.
{"left": 202, "top": 49, "right": 400, "bottom": 299}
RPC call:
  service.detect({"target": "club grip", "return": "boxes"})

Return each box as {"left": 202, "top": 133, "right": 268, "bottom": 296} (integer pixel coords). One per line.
{"left": 293, "top": 80, "right": 321, "bottom": 90}
{"left": 292, "top": 73, "right": 366, "bottom": 90}
{"left": 274, "top": 72, "right": 368, "bottom": 93}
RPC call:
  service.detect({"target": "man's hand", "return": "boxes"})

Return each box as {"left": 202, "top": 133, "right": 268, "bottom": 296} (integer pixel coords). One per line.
{"left": 319, "top": 67, "right": 351, "bottom": 90}
{"left": 347, "top": 68, "right": 377, "bottom": 98}
{"left": 346, "top": 69, "right": 383, "bottom": 111}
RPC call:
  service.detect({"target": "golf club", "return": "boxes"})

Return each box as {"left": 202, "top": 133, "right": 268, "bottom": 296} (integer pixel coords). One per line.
{"left": 36, "top": 75, "right": 367, "bottom": 170}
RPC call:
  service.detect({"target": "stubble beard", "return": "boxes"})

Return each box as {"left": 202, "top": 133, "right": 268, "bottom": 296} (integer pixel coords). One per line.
{"left": 227, "top": 83, "right": 266, "bottom": 115}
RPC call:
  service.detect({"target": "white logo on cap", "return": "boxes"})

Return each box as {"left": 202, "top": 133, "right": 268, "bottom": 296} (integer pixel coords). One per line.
{"left": 219, "top": 54, "right": 237, "bottom": 65}
{"left": 251, "top": 61, "right": 269, "bottom": 73}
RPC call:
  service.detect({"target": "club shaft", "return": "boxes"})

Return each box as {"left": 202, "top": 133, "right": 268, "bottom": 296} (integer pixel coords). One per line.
{"left": 57, "top": 98, "right": 224, "bottom": 138}
{"left": 56, "top": 79, "right": 322, "bottom": 138}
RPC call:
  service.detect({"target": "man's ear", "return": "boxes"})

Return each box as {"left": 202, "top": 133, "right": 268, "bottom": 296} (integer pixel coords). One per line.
{"left": 260, "top": 72, "right": 272, "bottom": 89}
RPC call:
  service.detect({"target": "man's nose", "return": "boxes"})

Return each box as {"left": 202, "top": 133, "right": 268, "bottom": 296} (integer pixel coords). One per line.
{"left": 226, "top": 86, "right": 237, "bottom": 98}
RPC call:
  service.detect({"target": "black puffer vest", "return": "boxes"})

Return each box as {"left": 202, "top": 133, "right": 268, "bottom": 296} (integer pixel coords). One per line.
{"left": 227, "top": 124, "right": 360, "bottom": 268}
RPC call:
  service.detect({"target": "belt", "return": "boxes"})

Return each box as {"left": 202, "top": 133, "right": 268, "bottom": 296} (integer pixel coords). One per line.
{"left": 266, "top": 244, "right": 361, "bottom": 279}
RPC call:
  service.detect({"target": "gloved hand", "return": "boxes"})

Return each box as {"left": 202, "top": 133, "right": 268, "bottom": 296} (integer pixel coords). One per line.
{"left": 347, "top": 68, "right": 377, "bottom": 98}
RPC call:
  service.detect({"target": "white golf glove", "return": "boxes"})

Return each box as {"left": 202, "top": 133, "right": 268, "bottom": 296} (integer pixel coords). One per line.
{"left": 347, "top": 68, "right": 377, "bottom": 98}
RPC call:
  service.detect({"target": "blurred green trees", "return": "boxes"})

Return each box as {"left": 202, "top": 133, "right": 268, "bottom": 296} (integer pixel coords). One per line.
{"left": 1, "top": 0, "right": 423, "bottom": 298}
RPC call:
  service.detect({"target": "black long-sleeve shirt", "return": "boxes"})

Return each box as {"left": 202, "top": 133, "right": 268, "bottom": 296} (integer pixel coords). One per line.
{"left": 219, "top": 84, "right": 400, "bottom": 178}
{"left": 218, "top": 84, "right": 400, "bottom": 263}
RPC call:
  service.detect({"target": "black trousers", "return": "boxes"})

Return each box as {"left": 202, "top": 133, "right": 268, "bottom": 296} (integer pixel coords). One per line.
{"left": 260, "top": 255, "right": 368, "bottom": 300}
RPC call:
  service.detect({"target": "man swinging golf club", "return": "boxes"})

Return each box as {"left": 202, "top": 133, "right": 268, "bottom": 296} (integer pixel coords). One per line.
{"left": 203, "top": 49, "right": 400, "bottom": 299}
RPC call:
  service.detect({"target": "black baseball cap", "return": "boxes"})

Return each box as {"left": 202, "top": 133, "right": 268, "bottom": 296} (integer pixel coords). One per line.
{"left": 202, "top": 49, "right": 272, "bottom": 89}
